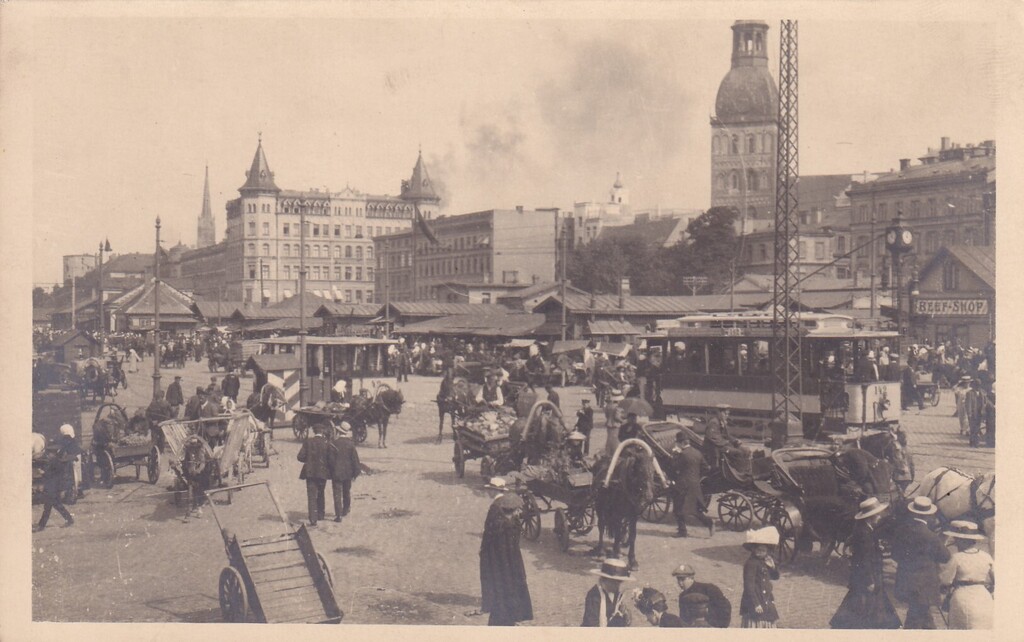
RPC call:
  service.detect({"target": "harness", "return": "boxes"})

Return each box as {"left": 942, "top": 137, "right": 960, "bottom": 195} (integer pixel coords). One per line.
{"left": 926, "top": 467, "right": 971, "bottom": 511}
{"left": 970, "top": 475, "right": 995, "bottom": 521}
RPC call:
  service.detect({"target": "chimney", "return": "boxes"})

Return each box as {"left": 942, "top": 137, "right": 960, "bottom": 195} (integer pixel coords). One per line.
{"left": 589, "top": 291, "right": 596, "bottom": 309}
{"left": 515, "top": 205, "right": 524, "bottom": 213}
{"left": 618, "top": 278, "right": 630, "bottom": 309}
{"left": 941, "top": 137, "right": 951, "bottom": 151}
{"left": 899, "top": 158, "right": 911, "bottom": 171}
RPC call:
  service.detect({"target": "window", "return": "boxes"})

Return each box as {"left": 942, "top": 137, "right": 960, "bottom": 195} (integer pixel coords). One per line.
{"left": 366, "top": 247, "right": 373, "bottom": 260}
{"left": 345, "top": 246, "right": 352, "bottom": 258}
{"left": 814, "top": 242, "right": 825, "bottom": 260}
{"left": 248, "top": 221, "right": 256, "bottom": 236}
{"left": 322, "top": 245, "right": 329, "bottom": 258}
{"left": 858, "top": 205, "right": 868, "bottom": 224}
{"left": 798, "top": 241, "right": 806, "bottom": 259}
{"left": 283, "top": 223, "right": 290, "bottom": 236}
{"left": 895, "top": 201, "right": 903, "bottom": 216}
{"left": 284, "top": 266, "right": 291, "bottom": 279}
{"left": 245, "top": 287, "right": 253, "bottom": 302}
{"left": 366, "top": 290, "right": 373, "bottom": 303}
{"left": 261, "top": 263, "right": 270, "bottom": 278}
{"left": 313, "top": 245, "right": 320, "bottom": 258}
{"left": 837, "top": 236, "right": 846, "bottom": 254}
{"left": 333, "top": 246, "right": 340, "bottom": 259}
{"left": 262, "top": 243, "right": 270, "bottom": 256}
{"left": 334, "top": 225, "right": 341, "bottom": 237}
{"left": 345, "top": 225, "right": 352, "bottom": 238}
{"left": 376, "top": 226, "right": 382, "bottom": 237}
{"left": 746, "top": 134, "right": 756, "bottom": 154}
{"left": 878, "top": 203, "right": 888, "bottom": 219}
{"left": 355, "top": 290, "right": 363, "bottom": 303}
{"left": 730, "top": 171, "right": 739, "bottom": 190}
{"left": 911, "top": 201, "right": 921, "bottom": 218}
{"left": 502, "top": 270, "right": 519, "bottom": 284}
{"left": 334, "top": 266, "right": 341, "bottom": 280}
{"left": 367, "top": 267, "right": 373, "bottom": 281}
{"left": 313, "top": 224, "right": 320, "bottom": 237}
{"left": 355, "top": 247, "right": 363, "bottom": 260}
{"left": 355, "top": 226, "right": 363, "bottom": 238}
{"left": 717, "top": 173, "right": 727, "bottom": 191}
{"left": 963, "top": 228, "right": 978, "bottom": 246}
{"left": 294, "top": 244, "right": 300, "bottom": 257}
{"left": 355, "top": 267, "right": 362, "bottom": 281}
{"left": 247, "top": 243, "right": 256, "bottom": 255}
{"left": 344, "top": 266, "right": 352, "bottom": 280}
{"left": 481, "top": 292, "right": 491, "bottom": 304}
{"left": 313, "top": 266, "right": 321, "bottom": 280}
{"left": 747, "top": 169, "right": 758, "bottom": 191}
{"left": 248, "top": 264, "right": 256, "bottom": 279}
{"left": 731, "top": 135, "right": 739, "bottom": 154}
{"left": 928, "top": 198, "right": 937, "bottom": 217}
{"left": 942, "top": 262, "right": 960, "bottom": 291}
{"left": 262, "top": 222, "right": 269, "bottom": 235}
{"left": 856, "top": 235, "right": 869, "bottom": 258}
{"left": 344, "top": 290, "right": 352, "bottom": 303}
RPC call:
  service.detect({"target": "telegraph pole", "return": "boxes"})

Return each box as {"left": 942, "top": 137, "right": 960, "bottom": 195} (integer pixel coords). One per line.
{"left": 152, "top": 217, "right": 162, "bottom": 401}
{"left": 384, "top": 239, "right": 391, "bottom": 337}
{"left": 299, "top": 204, "right": 307, "bottom": 407}
{"left": 98, "top": 238, "right": 111, "bottom": 354}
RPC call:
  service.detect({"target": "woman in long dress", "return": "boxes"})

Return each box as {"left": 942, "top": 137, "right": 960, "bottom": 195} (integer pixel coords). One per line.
{"left": 942, "top": 520, "right": 994, "bottom": 629}
{"left": 830, "top": 498, "right": 902, "bottom": 628}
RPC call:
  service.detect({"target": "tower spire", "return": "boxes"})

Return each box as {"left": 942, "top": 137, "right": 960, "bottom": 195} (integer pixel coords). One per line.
{"left": 197, "top": 164, "right": 216, "bottom": 248}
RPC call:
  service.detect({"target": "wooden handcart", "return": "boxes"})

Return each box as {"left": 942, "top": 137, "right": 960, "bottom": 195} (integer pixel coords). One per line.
{"left": 91, "top": 403, "right": 161, "bottom": 489}
{"left": 206, "top": 481, "right": 343, "bottom": 624}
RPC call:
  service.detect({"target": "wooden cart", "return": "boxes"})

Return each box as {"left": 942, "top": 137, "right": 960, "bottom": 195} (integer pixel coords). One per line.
{"left": 520, "top": 473, "right": 595, "bottom": 552}
{"left": 91, "top": 403, "right": 161, "bottom": 489}
{"left": 452, "top": 425, "right": 515, "bottom": 479}
{"left": 206, "top": 481, "right": 343, "bottom": 624}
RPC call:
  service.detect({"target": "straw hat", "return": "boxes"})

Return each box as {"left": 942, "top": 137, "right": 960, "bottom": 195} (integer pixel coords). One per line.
{"left": 743, "top": 526, "right": 780, "bottom": 550}
{"left": 854, "top": 497, "right": 889, "bottom": 520}
{"left": 59, "top": 424, "right": 75, "bottom": 439}
{"left": 485, "top": 477, "right": 509, "bottom": 492}
{"left": 907, "top": 496, "right": 938, "bottom": 516}
{"left": 336, "top": 421, "right": 352, "bottom": 437}
{"left": 944, "top": 519, "right": 986, "bottom": 541}
{"left": 715, "top": 403, "right": 731, "bottom": 411}
{"left": 590, "top": 558, "right": 636, "bottom": 582}
{"left": 567, "top": 431, "right": 587, "bottom": 442}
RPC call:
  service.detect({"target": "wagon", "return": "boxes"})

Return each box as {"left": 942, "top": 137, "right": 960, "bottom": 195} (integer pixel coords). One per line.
{"left": 159, "top": 412, "right": 259, "bottom": 506}
{"left": 90, "top": 403, "right": 161, "bottom": 489}
{"left": 452, "top": 421, "right": 516, "bottom": 479}
{"left": 636, "top": 420, "right": 776, "bottom": 531}
{"left": 520, "top": 473, "right": 596, "bottom": 552}
{"left": 206, "top": 481, "right": 343, "bottom": 624}
{"left": 292, "top": 404, "right": 368, "bottom": 444}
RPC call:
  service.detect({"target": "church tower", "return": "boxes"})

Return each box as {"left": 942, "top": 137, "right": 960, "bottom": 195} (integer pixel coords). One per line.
{"left": 710, "top": 20, "right": 778, "bottom": 223}
{"left": 196, "top": 165, "right": 216, "bottom": 248}
{"left": 400, "top": 150, "right": 441, "bottom": 219}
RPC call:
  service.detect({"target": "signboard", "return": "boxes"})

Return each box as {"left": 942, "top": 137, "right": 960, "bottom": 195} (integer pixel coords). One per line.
{"left": 913, "top": 299, "right": 990, "bottom": 316}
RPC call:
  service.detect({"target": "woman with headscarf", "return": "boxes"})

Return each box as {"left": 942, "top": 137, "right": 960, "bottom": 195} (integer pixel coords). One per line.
{"left": 479, "top": 491, "right": 533, "bottom": 626}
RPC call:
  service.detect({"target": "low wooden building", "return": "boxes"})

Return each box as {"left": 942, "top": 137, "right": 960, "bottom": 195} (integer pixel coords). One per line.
{"left": 910, "top": 245, "right": 994, "bottom": 348}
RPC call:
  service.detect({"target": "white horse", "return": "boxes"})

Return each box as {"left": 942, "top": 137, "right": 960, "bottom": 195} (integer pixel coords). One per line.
{"left": 908, "top": 467, "right": 995, "bottom": 555}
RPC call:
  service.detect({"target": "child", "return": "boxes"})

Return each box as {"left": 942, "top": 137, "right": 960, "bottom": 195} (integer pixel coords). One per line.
{"left": 739, "top": 527, "right": 781, "bottom": 628}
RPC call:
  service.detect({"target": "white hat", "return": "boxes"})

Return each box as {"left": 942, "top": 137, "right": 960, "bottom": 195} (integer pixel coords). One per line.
{"left": 336, "top": 421, "right": 352, "bottom": 436}
{"left": 589, "top": 557, "right": 635, "bottom": 582}
{"left": 743, "top": 526, "right": 780, "bottom": 549}
{"left": 907, "top": 496, "right": 938, "bottom": 516}
{"left": 59, "top": 424, "right": 75, "bottom": 438}
{"left": 944, "top": 519, "right": 986, "bottom": 541}
{"left": 485, "top": 477, "right": 508, "bottom": 491}
{"left": 867, "top": 351, "right": 876, "bottom": 360}
{"left": 854, "top": 497, "right": 889, "bottom": 520}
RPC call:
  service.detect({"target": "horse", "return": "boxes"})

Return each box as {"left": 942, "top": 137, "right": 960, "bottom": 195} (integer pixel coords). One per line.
{"left": 437, "top": 377, "right": 473, "bottom": 444}
{"left": 851, "top": 429, "right": 915, "bottom": 492}
{"left": 368, "top": 384, "right": 405, "bottom": 448}
{"left": 589, "top": 439, "right": 666, "bottom": 570}
{"left": 908, "top": 467, "right": 995, "bottom": 555}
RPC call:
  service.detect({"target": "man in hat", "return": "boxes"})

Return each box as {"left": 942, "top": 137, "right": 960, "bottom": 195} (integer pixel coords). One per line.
{"left": 964, "top": 379, "right": 986, "bottom": 448}
{"left": 297, "top": 423, "right": 333, "bottom": 527}
{"left": 184, "top": 387, "right": 206, "bottom": 421}
{"left": 581, "top": 558, "right": 634, "bottom": 626}
{"left": 328, "top": 421, "right": 360, "bottom": 522}
{"left": 901, "top": 364, "right": 924, "bottom": 412}
{"left": 673, "top": 564, "right": 731, "bottom": 628}
{"left": 889, "top": 497, "right": 951, "bottom": 628}
{"left": 221, "top": 368, "right": 241, "bottom": 404}
{"left": 830, "top": 498, "right": 901, "bottom": 629}
{"left": 670, "top": 432, "right": 714, "bottom": 538}
{"left": 476, "top": 371, "right": 504, "bottom": 408}
{"left": 479, "top": 490, "right": 533, "bottom": 626}
{"left": 634, "top": 587, "right": 684, "bottom": 627}
{"left": 857, "top": 351, "right": 880, "bottom": 382}
{"left": 54, "top": 423, "right": 84, "bottom": 503}
{"left": 953, "top": 375, "right": 973, "bottom": 434}
{"left": 207, "top": 376, "right": 219, "bottom": 397}
{"left": 565, "top": 431, "right": 589, "bottom": 469}
{"left": 617, "top": 412, "right": 641, "bottom": 444}
{"left": 35, "top": 425, "right": 79, "bottom": 531}
{"left": 575, "top": 399, "right": 594, "bottom": 455}
{"left": 702, "top": 404, "right": 747, "bottom": 471}
{"left": 165, "top": 375, "right": 184, "bottom": 419}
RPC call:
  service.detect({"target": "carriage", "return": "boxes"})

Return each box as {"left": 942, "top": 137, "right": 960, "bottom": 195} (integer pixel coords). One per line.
{"left": 90, "top": 403, "right": 161, "bottom": 489}
{"left": 292, "top": 403, "right": 368, "bottom": 444}
{"left": 635, "top": 420, "right": 777, "bottom": 531}
{"left": 69, "top": 358, "right": 123, "bottom": 403}
{"left": 520, "top": 472, "right": 597, "bottom": 552}
{"left": 205, "top": 481, "right": 343, "bottom": 624}
{"left": 763, "top": 444, "right": 902, "bottom": 563}
{"left": 158, "top": 411, "right": 261, "bottom": 508}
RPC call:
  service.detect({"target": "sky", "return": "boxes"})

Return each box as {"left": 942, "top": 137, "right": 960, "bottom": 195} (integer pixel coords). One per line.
{"left": 28, "top": 11, "right": 1001, "bottom": 286}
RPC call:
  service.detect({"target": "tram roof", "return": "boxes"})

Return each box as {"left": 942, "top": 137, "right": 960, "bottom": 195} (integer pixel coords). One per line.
{"left": 651, "top": 311, "right": 898, "bottom": 339}
{"left": 259, "top": 336, "right": 399, "bottom": 347}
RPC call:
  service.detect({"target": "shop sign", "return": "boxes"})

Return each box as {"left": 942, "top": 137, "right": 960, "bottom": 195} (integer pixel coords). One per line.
{"left": 913, "top": 299, "right": 989, "bottom": 316}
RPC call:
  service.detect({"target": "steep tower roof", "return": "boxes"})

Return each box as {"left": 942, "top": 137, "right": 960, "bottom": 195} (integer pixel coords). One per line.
{"left": 197, "top": 164, "right": 216, "bottom": 248}
{"left": 714, "top": 20, "right": 778, "bottom": 125}
{"left": 239, "top": 136, "right": 280, "bottom": 194}
{"left": 400, "top": 150, "right": 440, "bottom": 203}
{"left": 200, "top": 165, "right": 213, "bottom": 219}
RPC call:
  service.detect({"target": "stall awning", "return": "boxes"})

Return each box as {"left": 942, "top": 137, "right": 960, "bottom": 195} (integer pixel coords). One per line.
{"left": 592, "top": 342, "right": 632, "bottom": 357}
{"left": 552, "top": 339, "right": 589, "bottom": 354}
{"left": 504, "top": 339, "right": 536, "bottom": 348}
{"left": 586, "top": 320, "right": 641, "bottom": 336}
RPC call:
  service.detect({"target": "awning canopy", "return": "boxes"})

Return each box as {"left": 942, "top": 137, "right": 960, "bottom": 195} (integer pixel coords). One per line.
{"left": 586, "top": 320, "right": 641, "bottom": 336}
{"left": 504, "top": 339, "right": 536, "bottom": 348}
{"left": 591, "top": 342, "right": 632, "bottom": 358}
{"left": 551, "top": 339, "right": 590, "bottom": 354}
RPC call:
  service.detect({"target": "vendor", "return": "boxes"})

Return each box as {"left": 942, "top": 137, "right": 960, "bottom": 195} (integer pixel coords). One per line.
{"left": 476, "top": 371, "right": 505, "bottom": 408}
{"left": 566, "top": 431, "right": 590, "bottom": 470}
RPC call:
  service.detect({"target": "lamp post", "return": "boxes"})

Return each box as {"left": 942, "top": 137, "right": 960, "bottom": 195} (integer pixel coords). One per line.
{"left": 883, "top": 213, "right": 914, "bottom": 338}
{"left": 152, "top": 217, "right": 162, "bottom": 401}
{"left": 298, "top": 204, "right": 307, "bottom": 407}
{"left": 98, "top": 238, "right": 111, "bottom": 354}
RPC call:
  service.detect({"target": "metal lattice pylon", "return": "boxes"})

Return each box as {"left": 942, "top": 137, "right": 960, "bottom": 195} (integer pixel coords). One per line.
{"left": 772, "top": 19, "right": 802, "bottom": 425}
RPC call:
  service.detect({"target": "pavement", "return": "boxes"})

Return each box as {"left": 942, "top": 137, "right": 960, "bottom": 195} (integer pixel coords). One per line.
{"left": 31, "top": 356, "right": 992, "bottom": 627}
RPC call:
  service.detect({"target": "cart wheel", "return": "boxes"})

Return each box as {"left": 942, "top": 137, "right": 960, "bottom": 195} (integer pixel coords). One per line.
{"left": 293, "top": 415, "right": 306, "bottom": 441}
{"left": 316, "top": 553, "right": 334, "bottom": 588}
{"left": 480, "top": 456, "right": 494, "bottom": 479}
{"left": 569, "top": 502, "right": 596, "bottom": 536}
{"left": 521, "top": 498, "right": 542, "bottom": 542}
{"left": 554, "top": 508, "right": 570, "bottom": 552}
{"left": 453, "top": 442, "right": 465, "bottom": 478}
{"left": 641, "top": 493, "right": 671, "bottom": 523}
{"left": 353, "top": 423, "right": 368, "bottom": 445}
{"left": 773, "top": 509, "right": 799, "bottom": 563}
{"left": 930, "top": 388, "right": 941, "bottom": 407}
{"left": 147, "top": 446, "right": 161, "bottom": 484}
{"left": 718, "top": 492, "right": 755, "bottom": 531}
{"left": 218, "top": 567, "right": 248, "bottom": 623}
{"left": 101, "top": 450, "right": 115, "bottom": 489}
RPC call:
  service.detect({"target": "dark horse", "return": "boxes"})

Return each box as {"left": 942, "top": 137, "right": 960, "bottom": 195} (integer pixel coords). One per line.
{"left": 590, "top": 441, "right": 659, "bottom": 570}
{"left": 80, "top": 362, "right": 117, "bottom": 403}
{"left": 368, "top": 385, "right": 405, "bottom": 448}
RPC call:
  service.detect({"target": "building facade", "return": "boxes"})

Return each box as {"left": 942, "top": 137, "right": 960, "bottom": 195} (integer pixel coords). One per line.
{"left": 223, "top": 139, "right": 427, "bottom": 305}
{"left": 375, "top": 207, "right": 559, "bottom": 302}
{"left": 910, "top": 245, "right": 994, "bottom": 348}
{"left": 568, "top": 174, "right": 631, "bottom": 248}
{"left": 847, "top": 138, "right": 996, "bottom": 284}
{"left": 710, "top": 20, "right": 778, "bottom": 222}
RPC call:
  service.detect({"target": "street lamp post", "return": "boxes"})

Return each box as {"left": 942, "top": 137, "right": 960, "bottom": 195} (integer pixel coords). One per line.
{"left": 152, "top": 217, "right": 162, "bottom": 401}
{"left": 298, "top": 205, "right": 307, "bottom": 407}
{"left": 884, "top": 213, "right": 914, "bottom": 338}
{"left": 98, "top": 238, "right": 111, "bottom": 355}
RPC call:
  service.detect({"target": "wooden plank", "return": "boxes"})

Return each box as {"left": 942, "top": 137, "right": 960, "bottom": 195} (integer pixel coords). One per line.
{"left": 271, "top": 606, "right": 334, "bottom": 624}
{"left": 245, "top": 551, "right": 306, "bottom": 572}
{"left": 255, "top": 576, "right": 316, "bottom": 592}
{"left": 258, "top": 587, "right": 323, "bottom": 613}
{"left": 243, "top": 541, "right": 301, "bottom": 557}
{"left": 249, "top": 561, "right": 308, "bottom": 575}
{"left": 240, "top": 533, "right": 295, "bottom": 547}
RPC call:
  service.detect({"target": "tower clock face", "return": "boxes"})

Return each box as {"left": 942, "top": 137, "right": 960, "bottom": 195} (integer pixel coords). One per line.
{"left": 901, "top": 230, "right": 913, "bottom": 246}
{"left": 886, "top": 230, "right": 897, "bottom": 245}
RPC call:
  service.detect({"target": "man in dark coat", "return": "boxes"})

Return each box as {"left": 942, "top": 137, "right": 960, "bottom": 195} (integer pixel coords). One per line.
{"left": 297, "top": 424, "right": 333, "bottom": 527}
{"left": 184, "top": 387, "right": 205, "bottom": 421}
{"left": 575, "top": 399, "right": 594, "bottom": 454}
{"left": 479, "top": 492, "right": 533, "bottom": 626}
{"left": 544, "top": 384, "right": 560, "bottom": 409}
{"left": 617, "top": 412, "right": 641, "bottom": 443}
{"left": 35, "top": 426, "right": 79, "bottom": 531}
{"left": 165, "top": 375, "right": 184, "bottom": 418}
{"left": 221, "top": 369, "right": 241, "bottom": 403}
{"left": 889, "top": 497, "right": 951, "bottom": 629}
{"left": 674, "top": 564, "right": 731, "bottom": 628}
{"left": 581, "top": 558, "right": 634, "bottom": 626}
{"left": 830, "top": 498, "right": 901, "bottom": 629}
{"left": 671, "top": 432, "right": 714, "bottom": 537}
{"left": 702, "top": 404, "right": 748, "bottom": 470}
{"left": 328, "top": 422, "right": 361, "bottom": 522}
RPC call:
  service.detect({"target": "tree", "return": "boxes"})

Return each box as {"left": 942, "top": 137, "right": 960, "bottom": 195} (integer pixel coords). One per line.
{"left": 668, "top": 206, "right": 739, "bottom": 291}
{"left": 33, "top": 286, "right": 50, "bottom": 307}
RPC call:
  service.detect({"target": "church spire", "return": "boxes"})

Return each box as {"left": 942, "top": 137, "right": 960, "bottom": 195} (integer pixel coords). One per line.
{"left": 201, "top": 165, "right": 212, "bottom": 220}
{"left": 239, "top": 136, "right": 280, "bottom": 194}
{"left": 196, "top": 164, "right": 216, "bottom": 248}
{"left": 400, "top": 149, "right": 440, "bottom": 203}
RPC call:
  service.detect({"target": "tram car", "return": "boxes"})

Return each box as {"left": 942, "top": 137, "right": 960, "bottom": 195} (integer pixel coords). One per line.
{"left": 643, "top": 312, "right": 902, "bottom": 439}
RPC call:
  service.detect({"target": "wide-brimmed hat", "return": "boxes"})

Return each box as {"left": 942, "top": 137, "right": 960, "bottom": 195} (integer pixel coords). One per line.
{"left": 743, "top": 526, "right": 780, "bottom": 550}
{"left": 944, "top": 519, "right": 986, "bottom": 541}
{"left": 59, "top": 424, "right": 75, "bottom": 438}
{"left": 494, "top": 493, "right": 523, "bottom": 511}
{"left": 590, "top": 558, "right": 635, "bottom": 582}
{"left": 671, "top": 563, "right": 696, "bottom": 577}
{"left": 854, "top": 497, "right": 889, "bottom": 520}
{"left": 485, "top": 477, "right": 509, "bottom": 491}
{"left": 959, "top": 375, "right": 973, "bottom": 383}
{"left": 715, "top": 403, "right": 731, "bottom": 410}
{"left": 907, "top": 496, "right": 938, "bottom": 516}
{"left": 336, "top": 421, "right": 352, "bottom": 437}
{"left": 567, "top": 431, "right": 587, "bottom": 442}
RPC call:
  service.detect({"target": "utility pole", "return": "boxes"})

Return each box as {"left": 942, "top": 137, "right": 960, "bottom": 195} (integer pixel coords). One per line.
{"left": 152, "top": 216, "right": 162, "bottom": 401}
{"left": 97, "top": 238, "right": 111, "bottom": 354}
{"left": 384, "top": 239, "right": 391, "bottom": 337}
{"left": 771, "top": 19, "right": 802, "bottom": 434}
{"left": 299, "top": 205, "right": 307, "bottom": 407}
{"left": 71, "top": 275, "right": 77, "bottom": 330}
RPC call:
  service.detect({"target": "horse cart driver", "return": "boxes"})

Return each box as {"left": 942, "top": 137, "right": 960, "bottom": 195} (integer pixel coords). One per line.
{"left": 701, "top": 404, "right": 752, "bottom": 475}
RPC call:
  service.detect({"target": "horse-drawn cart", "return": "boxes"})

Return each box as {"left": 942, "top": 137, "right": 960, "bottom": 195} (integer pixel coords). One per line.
{"left": 452, "top": 407, "right": 520, "bottom": 479}
{"left": 91, "top": 403, "right": 161, "bottom": 489}
{"left": 206, "top": 481, "right": 343, "bottom": 624}
{"left": 520, "top": 473, "right": 596, "bottom": 552}
{"left": 292, "top": 404, "right": 368, "bottom": 444}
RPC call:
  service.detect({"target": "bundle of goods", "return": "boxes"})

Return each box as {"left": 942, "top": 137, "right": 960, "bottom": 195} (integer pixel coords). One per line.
{"left": 464, "top": 407, "right": 518, "bottom": 440}
{"left": 117, "top": 432, "right": 151, "bottom": 447}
